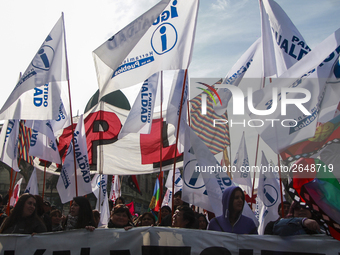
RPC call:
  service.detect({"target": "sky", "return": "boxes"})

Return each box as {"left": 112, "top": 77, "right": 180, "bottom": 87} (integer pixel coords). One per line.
{"left": 1, "top": 0, "right": 340, "bottom": 168}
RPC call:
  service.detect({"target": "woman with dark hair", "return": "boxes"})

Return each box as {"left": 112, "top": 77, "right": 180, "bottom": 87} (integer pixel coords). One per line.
{"left": 50, "top": 209, "right": 63, "bottom": 231}
{"left": 107, "top": 204, "right": 133, "bottom": 230}
{"left": 172, "top": 205, "right": 196, "bottom": 228}
{"left": 197, "top": 213, "right": 209, "bottom": 230}
{"left": 0, "top": 193, "right": 47, "bottom": 234}
{"left": 208, "top": 186, "right": 257, "bottom": 234}
{"left": 63, "top": 197, "right": 96, "bottom": 231}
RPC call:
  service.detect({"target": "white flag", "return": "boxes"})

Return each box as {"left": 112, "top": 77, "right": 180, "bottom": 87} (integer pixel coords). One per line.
{"left": 57, "top": 114, "right": 92, "bottom": 203}
{"left": 247, "top": 28, "right": 340, "bottom": 154}
{"left": 257, "top": 151, "right": 281, "bottom": 235}
{"left": 214, "top": 38, "right": 261, "bottom": 115}
{"left": 109, "top": 175, "right": 121, "bottom": 202}
{"left": 91, "top": 174, "right": 110, "bottom": 227}
{"left": 24, "top": 168, "right": 39, "bottom": 195}
{"left": 166, "top": 69, "right": 189, "bottom": 153}
{"left": 93, "top": 0, "right": 199, "bottom": 99}
{"left": 0, "top": 119, "right": 20, "bottom": 171}
{"left": 260, "top": 0, "right": 310, "bottom": 77}
{"left": 118, "top": 72, "right": 159, "bottom": 139}
{"left": 232, "top": 132, "right": 252, "bottom": 197}
{"left": 182, "top": 123, "right": 258, "bottom": 226}
{"left": 29, "top": 129, "right": 61, "bottom": 164}
{"left": 0, "top": 15, "right": 67, "bottom": 120}
{"left": 162, "top": 168, "right": 182, "bottom": 208}
{"left": 25, "top": 120, "right": 56, "bottom": 142}
{"left": 10, "top": 178, "right": 23, "bottom": 206}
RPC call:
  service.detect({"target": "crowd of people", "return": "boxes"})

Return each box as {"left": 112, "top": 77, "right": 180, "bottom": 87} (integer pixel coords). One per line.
{"left": 0, "top": 187, "right": 325, "bottom": 237}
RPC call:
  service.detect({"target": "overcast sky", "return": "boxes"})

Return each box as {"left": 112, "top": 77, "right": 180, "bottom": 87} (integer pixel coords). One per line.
{"left": 1, "top": 0, "right": 340, "bottom": 166}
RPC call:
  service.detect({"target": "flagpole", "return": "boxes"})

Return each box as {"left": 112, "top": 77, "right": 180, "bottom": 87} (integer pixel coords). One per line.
{"left": 171, "top": 69, "right": 188, "bottom": 215}
{"left": 277, "top": 154, "right": 285, "bottom": 218}
{"left": 250, "top": 76, "right": 266, "bottom": 209}
{"left": 6, "top": 169, "right": 14, "bottom": 215}
{"left": 62, "top": 12, "right": 78, "bottom": 197}
{"left": 158, "top": 71, "right": 164, "bottom": 223}
{"left": 42, "top": 162, "right": 47, "bottom": 199}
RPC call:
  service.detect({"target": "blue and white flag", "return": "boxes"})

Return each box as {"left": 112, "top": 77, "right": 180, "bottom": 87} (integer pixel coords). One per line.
{"left": 214, "top": 38, "right": 261, "bottom": 115}
{"left": 232, "top": 131, "right": 252, "bottom": 197}
{"left": 0, "top": 15, "right": 68, "bottom": 120}
{"left": 24, "top": 168, "right": 39, "bottom": 195}
{"left": 0, "top": 119, "right": 20, "bottom": 171}
{"left": 166, "top": 69, "right": 189, "bottom": 153}
{"left": 93, "top": 0, "right": 199, "bottom": 99}
{"left": 91, "top": 174, "right": 110, "bottom": 227}
{"left": 29, "top": 129, "right": 61, "bottom": 164}
{"left": 118, "top": 72, "right": 159, "bottom": 139}
{"left": 57, "top": 114, "right": 92, "bottom": 203}
{"left": 182, "top": 123, "right": 258, "bottom": 225}
{"left": 260, "top": 0, "right": 310, "bottom": 78}
{"left": 257, "top": 151, "right": 281, "bottom": 235}
{"left": 248, "top": 28, "right": 340, "bottom": 153}
{"left": 162, "top": 168, "right": 183, "bottom": 209}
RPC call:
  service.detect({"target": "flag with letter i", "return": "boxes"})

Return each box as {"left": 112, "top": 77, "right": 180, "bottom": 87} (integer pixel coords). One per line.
{"left": 93, "top": 0, "right": 199, "bottom": 99}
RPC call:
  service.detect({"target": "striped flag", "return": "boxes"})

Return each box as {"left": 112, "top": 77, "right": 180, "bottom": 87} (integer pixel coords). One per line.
{"left": 149, "top": 175, "right": 161, "bottom": 212}
{"left": 18, "top": 120, "right": 34, "bottom": 165}
{"left": 190, "top": 80, "right": 230, "bottom": 155}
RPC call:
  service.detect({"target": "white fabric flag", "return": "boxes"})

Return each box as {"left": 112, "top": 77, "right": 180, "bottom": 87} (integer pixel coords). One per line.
{"left": 109, "top": 175, "right": 121, "bottom": 202}
{"left": 247, "top": 28, "right": 340, "bottom": 154}
{"left": 24, "top": 168, "right": 39, "bottom": 195}
{"left": 10, "top": 178, "right": 23, "bottom": 206}
{"left": 118, "top": 72, "right": 160, "bottom": 139}
{"left": 260, "top": 0, "right": 310, "bottom": 77}
{"left": 232, "top": 132, "right": 253, "bottom": 197}
{"left": 29, "top": 129, "right": 61, "bottom": 164}
{"left": 162, "top": 168, "right": 182, "bottom": 208}
{"left": 91, "top": 174, "right": 110, "bottom": 227}
{"left": 93, "top": 0, "right": 199, "bottom": 99}
{"left": 57, "top": 114, "right": 92, "bottom": 203}
{"left": 0, "top": 15, "right": 67, "bottom": 120}
{"left": 25, "top": 120, "right": 56, "bottom": 142}
{"left": 182, "top": 123, "right": 257, "bottom": 223}
{"left": 0, "top": 119, "right": 20, "bottom": 171}
{"left": 214, "top": 38, "right": 261, "bottom": 115}
{"left": 257, "top": 151, "right": 281, "bottom": 235}
{"left": 166, "top": 69, "right": 189, "bottom": 153}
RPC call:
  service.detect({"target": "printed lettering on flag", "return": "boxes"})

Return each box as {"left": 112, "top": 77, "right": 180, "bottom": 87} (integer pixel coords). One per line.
{"left": 0, "top": 15, "right": 67, "bottom": 120}
{"left": 93, "top": 0, "right": 199, "bottom": 99}
{"left": 0, "top": 119, "right": 20, "bottom": 171}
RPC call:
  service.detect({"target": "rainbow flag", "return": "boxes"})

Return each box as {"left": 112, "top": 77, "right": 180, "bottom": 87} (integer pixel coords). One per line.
{"left": 149, "top": 175, "right": 161, "bottom": 212}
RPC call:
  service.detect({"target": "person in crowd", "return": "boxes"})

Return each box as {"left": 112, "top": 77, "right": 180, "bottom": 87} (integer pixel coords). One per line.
{"left": 159, "top": 191, "right": 189, "bottom": 227}
{"left": 107, "top": 204, "right": 133, "bottom": 230}
{"left": 272, "top": 201, "right": 323, "bottom": 236}
{"left": 115, "top": 197, "right": 125, "bottom": 206}
{"left": 139, "top": 212, "right": 156, "bottom": 226}
{"left": 63, "top": 197, "right": 96, "bottom": 231}
{"left": 160, "top": 205, "right": 171, "bottom": 219}
{"left": 0, "top": 193, "right": 47, "bottom": 234}
{"left": 197, "top": 213, "right": 209, "bottom": 230}
{"left": 264, "top": 201, "right": 291, "bottom": 235}
{"left": 208, "top": 186, "right": 258, "bottom": 234}
{"left": 34, "top": 195, "right": 52, "bottom": 231}
{"left": 172, "top": 205, "right": 196, "bottom": 228}
{"left": 50, "top": 209, "right": 63, "bottom": 232}
{"left": 43, "top": 201, "right": 52, "bottom": 214}
{"left": 93, "top": 209, "right": 100, "bottom": 228}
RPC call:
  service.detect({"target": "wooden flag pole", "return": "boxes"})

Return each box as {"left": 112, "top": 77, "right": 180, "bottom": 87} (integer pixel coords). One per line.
{"left": 171, "top": 69, "right": 188, "bottom": 215}
{"left": 277, "top": 154, "right": 285, "bottom": 218}
{"left": 158, "top": 71, "right": 164, "bottom": 223}
{"left": 42, "top": 162, "right": 47, "bottom": 200}
{"left": 62, "top": 12, "right": 78, "bottom": 197}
